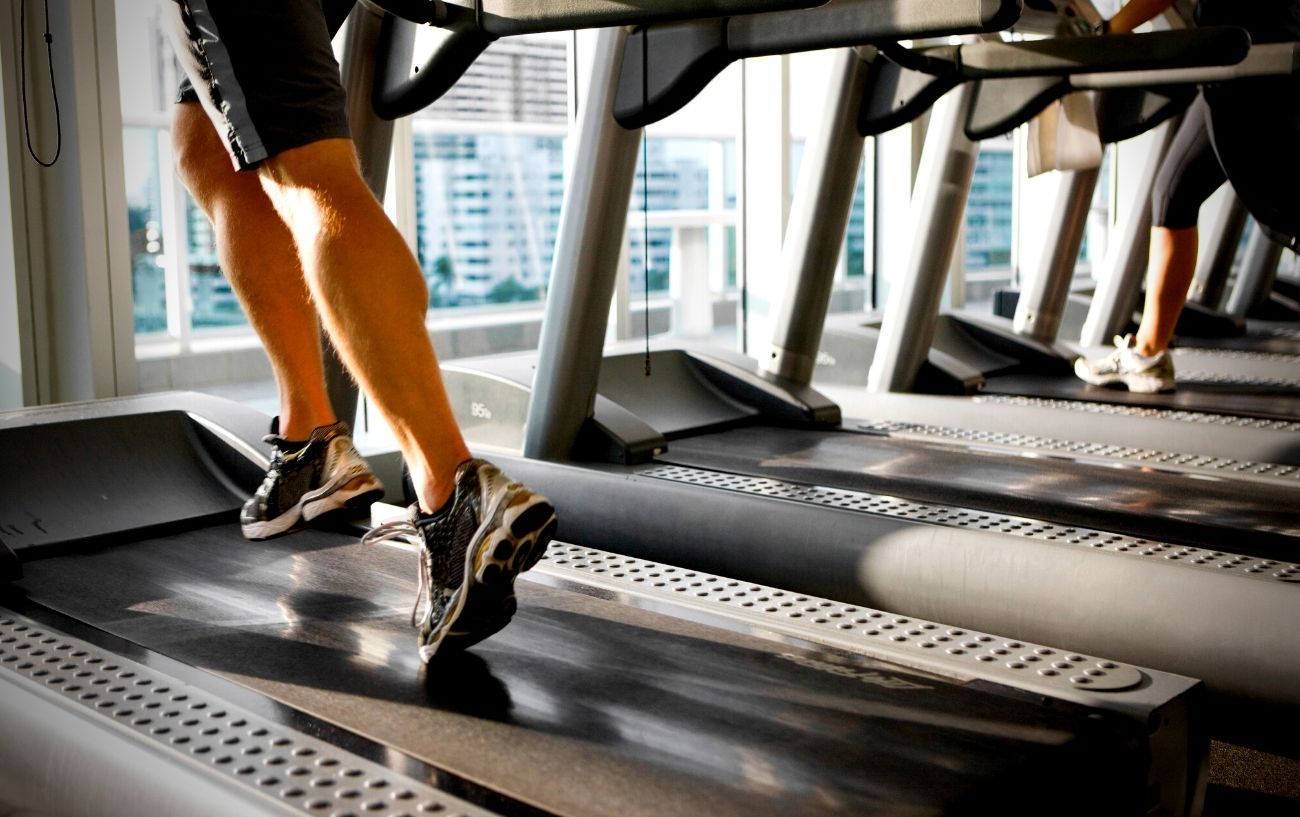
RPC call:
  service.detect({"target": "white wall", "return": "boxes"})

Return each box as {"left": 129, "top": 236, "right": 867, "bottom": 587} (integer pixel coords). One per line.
{"left": 0, "top": 1, "right": 37, "bottom": 409}
{"left": 0, "top": 0, "right": 136, "bottom": 407}
{"left": 0, "top": 7, "right": 24, "bottom": 410}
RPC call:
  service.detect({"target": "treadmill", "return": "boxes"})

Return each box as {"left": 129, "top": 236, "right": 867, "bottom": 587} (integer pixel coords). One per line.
{"left": 997, "top": 12, "right": 1300, "bottom": 358}
{"left": 852, "top": 25, "right": 1300, "bottom": 421}
{"left": 772, "top": 13, "right": 1300, "bottom": 477}
{"left": 414, "top": 4, "right": 1300, "bottom": 755}
{"left": 0, "top": 398, "right": 1208, "bottom": 817}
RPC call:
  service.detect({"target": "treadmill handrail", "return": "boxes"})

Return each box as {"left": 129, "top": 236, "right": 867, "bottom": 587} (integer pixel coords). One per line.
{"left": 431, "top": 0, "right": 827, "bottom": 37}
{"left": 365, "top": 0, "right": 446, "bottom": 25}
{"left": 613, "top": 0, "right": 1023, "bottom": 129}
{"left": 865, "top": 26, "right": 1250, "bottom": 138}
{"left": 370, "top": 0, "right": 828, "bottom": 118}
{"left": 892, "top": 26, "right": 1252, "bottom": 79}
{"left": 1071, "top": 40, "right": 1300, "bottom": 87}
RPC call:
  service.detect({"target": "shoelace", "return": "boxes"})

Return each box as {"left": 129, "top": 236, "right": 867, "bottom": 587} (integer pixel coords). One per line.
{"left": 362, "top": 519, "right": 430, "bottom": 627}
{"left": 251, "top": 454, "right": 285, "bottom": 506}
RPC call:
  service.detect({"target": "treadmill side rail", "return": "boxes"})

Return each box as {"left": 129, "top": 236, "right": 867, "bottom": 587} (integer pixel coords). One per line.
{"left": 531, "top": 543, "right": 1207, "bottom": 817}
{"left": 0, "top": 610, "right": 500, "bottom": 817}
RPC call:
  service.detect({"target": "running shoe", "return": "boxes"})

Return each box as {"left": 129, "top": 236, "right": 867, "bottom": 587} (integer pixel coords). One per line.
{"left": 1074, "top": 334, "right": 1176, "bottom": 393}
{"left": 241, "top": 419, "right": 384, "bottom": 540}
{"left": 364, "top": 459, "right": 556, "bottom": 662}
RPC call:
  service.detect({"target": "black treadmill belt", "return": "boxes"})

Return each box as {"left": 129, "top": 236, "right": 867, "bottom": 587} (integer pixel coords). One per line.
{"left": 659, "top": 427, "right": 1300, "bottom": 556}
{"left": 15, "top": 525, "right": 1140, "bottom": 817}
{"left": 986, "top": 373, "right": 1300, "bottom": 422}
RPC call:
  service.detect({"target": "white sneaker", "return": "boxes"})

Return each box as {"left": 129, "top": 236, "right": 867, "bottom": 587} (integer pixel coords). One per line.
{"left": 1074, "top": 335, "right": 1176, "bottom": 394}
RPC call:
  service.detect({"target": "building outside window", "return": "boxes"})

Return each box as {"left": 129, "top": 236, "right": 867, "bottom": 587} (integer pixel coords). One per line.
{"left": 967, "top": 144, "right": 1015, "bottom": 272}
{"left": 115, "top": 5, "right": 744, "bottom": 401}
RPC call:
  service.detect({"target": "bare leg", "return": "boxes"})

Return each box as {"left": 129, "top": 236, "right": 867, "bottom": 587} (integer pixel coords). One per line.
{"left": 172, "top": 103, "right": 336, "bottom": 440}
{"left": 1134, "top": 225, "right": 1198, "bottom": 356}
{"left": 257, "top": 138, "right": 471, "bottom": 513}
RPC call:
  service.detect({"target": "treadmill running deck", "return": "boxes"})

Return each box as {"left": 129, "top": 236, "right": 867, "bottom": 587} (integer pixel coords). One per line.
{"left": 13, "top": 523, "right": 1143, "bottom": 817}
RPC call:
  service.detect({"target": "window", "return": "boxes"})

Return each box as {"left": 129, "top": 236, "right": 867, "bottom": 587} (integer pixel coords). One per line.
{"left": 626, "top": 137, "right": 736, "bottom": 297}
{"left": 409, "top": 31, "right": 570, "bottom": 310}
{"left": 967, "top": 142, "right": 1015, "bottom": 272}
{"left": 111, "top": 7, "right": 1097, "bottom": 409}
{"left": 117, "top": 0, "right": 252, "bottom": 350}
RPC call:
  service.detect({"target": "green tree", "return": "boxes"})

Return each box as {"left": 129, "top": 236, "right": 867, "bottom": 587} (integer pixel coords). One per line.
{"left": 488, "top": 276, "right": 540, "bottom": 304}
{"left": 428, "top": 255, "right": 455, "bottom": 307}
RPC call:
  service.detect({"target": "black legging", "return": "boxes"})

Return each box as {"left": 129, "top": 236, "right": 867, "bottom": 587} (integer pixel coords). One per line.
{"left": 1150, "top": 93, "right": 1227, "bottom": 230}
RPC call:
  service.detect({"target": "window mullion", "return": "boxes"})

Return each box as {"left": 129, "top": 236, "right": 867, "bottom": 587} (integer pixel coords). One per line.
{"left": 156, "top": 128, "right": 192, "bottom": 352}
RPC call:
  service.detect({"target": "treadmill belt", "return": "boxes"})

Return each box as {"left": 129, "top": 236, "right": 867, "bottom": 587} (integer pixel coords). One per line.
{"left": 986, "top": 373, "right": 1300, "bottom": 422}
{"left": 659, "top": 426, "right": 1300, "bottom": 556}
{"left": 14, "top": 524, "right": 1141, "bottom": 817}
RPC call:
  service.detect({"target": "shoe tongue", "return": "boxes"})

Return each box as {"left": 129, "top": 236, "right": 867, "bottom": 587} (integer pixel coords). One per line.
{"left": 262, "top": 433, "right": 309, "bottom": 453}
{"left": 310, "top": 421, "right": 348, "bottom": 441}
{"left": 262, "top": 421, "right": 347, "bottom": 451}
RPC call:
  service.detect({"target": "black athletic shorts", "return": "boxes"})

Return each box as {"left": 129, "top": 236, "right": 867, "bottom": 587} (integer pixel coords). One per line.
{"left": 168, "top": 0, "right": 357, "bottom": 171}
{"left": 1150, "top": 93, "right": 1226, "bottom": 230}
{"left": 1151, "top": 1, "right": 1300, "bottom": 228}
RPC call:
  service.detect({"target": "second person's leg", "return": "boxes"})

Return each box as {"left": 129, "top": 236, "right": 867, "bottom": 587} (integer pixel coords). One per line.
{"left": 1135, "top": 225, "right": 1199, "bottom": 356}
{"left": 1137, "top": 93, "right": 1227, "bottom": 356}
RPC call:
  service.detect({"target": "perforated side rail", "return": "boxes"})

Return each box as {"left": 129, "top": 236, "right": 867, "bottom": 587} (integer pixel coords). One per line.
{"left": 1177, "top": 348, "right": 1300, "bottom": 364}
{"left": 857, "top": 420, "right": 1300, "bottom": 482}
{"left": 977, "top": 394, "right": 1300, "bottom": 432}
{"left": 642, "top": 465, "right": 1300, "bottom": 586}
{"left": 535, "top": 545, "right": 1145, "bottom": 699}
{"left": 1179, "top": 371, "right": 1300, "bottom": 389}
{"left": 0, "top": 614, "right": 496, "bottom": 817}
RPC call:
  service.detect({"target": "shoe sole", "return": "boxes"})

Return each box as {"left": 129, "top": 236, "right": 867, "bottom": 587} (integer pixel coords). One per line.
{"left": 420, "top": 490, "right": 557, "bottom": 661}
{"left": 242, "top": 473, "right": 384, "bottom": 540}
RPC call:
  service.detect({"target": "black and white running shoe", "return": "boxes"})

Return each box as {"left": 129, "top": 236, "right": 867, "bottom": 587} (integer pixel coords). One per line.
{"left": 364, "top": 459, "right": 556, "bottom": 662}
{"left": 242, "top": 420, "right": 384, "bottom": 540}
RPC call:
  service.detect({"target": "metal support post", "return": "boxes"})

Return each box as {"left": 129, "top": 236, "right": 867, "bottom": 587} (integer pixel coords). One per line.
{"left": 1079, "top": 115, "right": 1181, "bottom": 348}
{"left": 763, "top": 48, "right": 869, "bottom": 386}
{"left": 525, "top": 27, "right": 643, "bottom": 461}
{"left": 1013, "top": 166, "right": 1101, "bottom": 343}
{"left": 867, "top": 84, "right": 978, "bottom": 393}
{"left": 1189, "top": 193, "right": 1247, "bottom": 309}
{"left": 1225, "top": 223, "right": 1285, "bottom": 316}
{"left": 670, "top": 226, "right": 714, "bottom": 338}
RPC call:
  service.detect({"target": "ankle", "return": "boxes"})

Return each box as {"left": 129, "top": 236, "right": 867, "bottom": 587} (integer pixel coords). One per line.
{"left": 1130, "top": 334, "right": 1163, "bottom": 358}
{"left": 278, "top": 410, "right": 339, "bottom": 441}
{"left": 409, "top": 452, "right": 474, "bottom": 514}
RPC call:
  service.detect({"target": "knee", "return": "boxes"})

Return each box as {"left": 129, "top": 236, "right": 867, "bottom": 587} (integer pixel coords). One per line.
{"left": 258, "top": 139, "right": 364, "bottom": 197}
{"left": 171, "top": 103, "right": 243, "bottom": 211}
{"left": 1150, "top": 183, "right": 1199, "bottom": 231}
{"left": 257, "top": 140, "right": 380, "bottom": 238}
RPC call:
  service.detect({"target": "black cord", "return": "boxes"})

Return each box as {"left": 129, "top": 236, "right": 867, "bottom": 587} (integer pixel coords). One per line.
{"left": 21, "top": 0, "right": 62, "bottom": 168}
{"left": 738, "top": 66, "right": 747, "bottom": 355}
{"left": 641, "top": 29, "right": 652, "bottom": 377}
